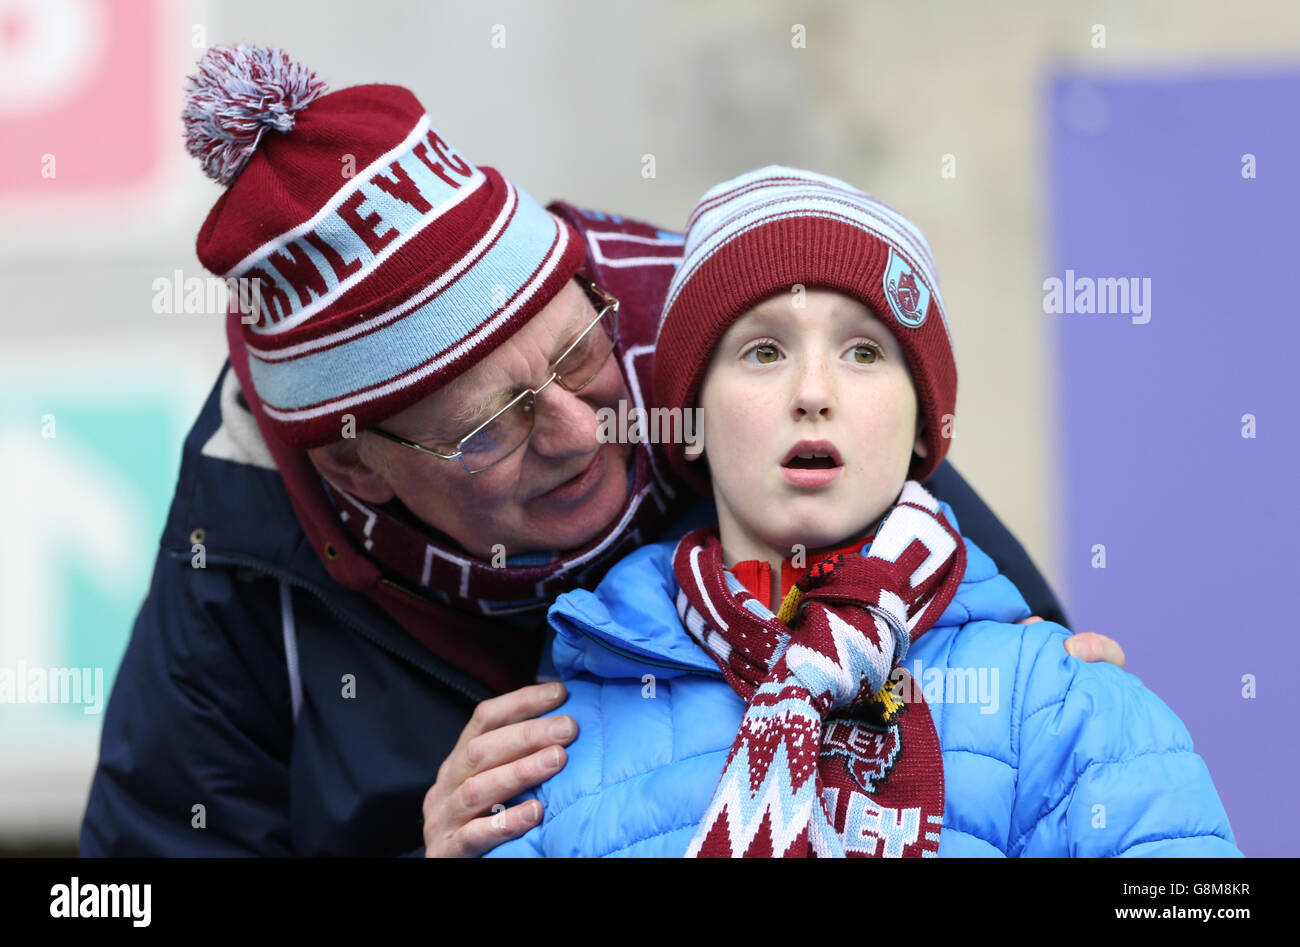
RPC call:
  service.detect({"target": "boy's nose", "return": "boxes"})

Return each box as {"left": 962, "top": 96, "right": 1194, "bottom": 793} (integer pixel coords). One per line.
{"left": 790, "top": 357, "right": 835, "bottom": 420}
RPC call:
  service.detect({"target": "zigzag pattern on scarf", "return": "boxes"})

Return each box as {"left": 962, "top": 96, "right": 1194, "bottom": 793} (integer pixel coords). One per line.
{"left": 687, "top": 716, "right": 837, "bottom": 858}
{"left": 672, "top": 480, "right": 964, "bottom": 858}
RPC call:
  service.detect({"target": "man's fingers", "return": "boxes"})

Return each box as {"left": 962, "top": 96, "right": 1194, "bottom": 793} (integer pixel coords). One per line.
{"left": 1018, "top": 619, "right": 1128, "bottom": 669}
{"left": 1064, "top": 631, "right": 1126, "bottom": 668}
{"left": 450, "top": 800, "right": 544, "bottom": 859}
{"left": 423, "top": 686, "right": 572, "bottom": 857}
{"left": 465, "top": 714, "right": 577, "bottom": 775}
{"left": 1090, "top": 633, "right": 1126, "bottom": 668}
{"left": 441, "top": 682, "right": 567, "bottom": 788}
{"left": 462, "top": 682, "right": 568, "bottom": 747}
{"left": 451, "top": 744, "right": 568, "bottom": 823}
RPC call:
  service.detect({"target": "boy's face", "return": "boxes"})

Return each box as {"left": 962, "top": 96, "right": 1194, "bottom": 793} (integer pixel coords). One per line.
{"left": 693, "top": 288, "right": 927, "bottom": 564}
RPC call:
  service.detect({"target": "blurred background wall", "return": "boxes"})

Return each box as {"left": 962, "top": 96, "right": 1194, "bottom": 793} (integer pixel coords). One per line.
{"left": 2, "top": 0, "right": 1296, "bottom": 855}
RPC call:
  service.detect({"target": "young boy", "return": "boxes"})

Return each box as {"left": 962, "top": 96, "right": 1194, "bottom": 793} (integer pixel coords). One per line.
{"left": 486, "top": 167, "right": 1240, "bottom": 858}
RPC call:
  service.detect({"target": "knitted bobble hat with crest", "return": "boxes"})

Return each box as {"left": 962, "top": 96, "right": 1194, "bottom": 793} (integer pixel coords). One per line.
{"left": 653, "top": 166, "right": 958, "bottom": 493}
{"left": 184, "top": 44, "right": 585, "bottom": 449}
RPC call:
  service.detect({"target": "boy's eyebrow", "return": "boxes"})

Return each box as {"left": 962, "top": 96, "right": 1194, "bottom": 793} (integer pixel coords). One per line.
{"left": 730, "top": 305, "right": 788, "bottom": 332}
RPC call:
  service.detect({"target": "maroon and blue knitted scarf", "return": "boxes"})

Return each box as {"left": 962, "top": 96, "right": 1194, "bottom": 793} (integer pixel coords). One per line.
{"left": 672, "top": 481, "right": 965, "bottom": 857}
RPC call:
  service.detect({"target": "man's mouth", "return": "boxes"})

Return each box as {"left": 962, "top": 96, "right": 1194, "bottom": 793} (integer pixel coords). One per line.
{"left": 533, "top": 445, "right": 609, "bottom": 504}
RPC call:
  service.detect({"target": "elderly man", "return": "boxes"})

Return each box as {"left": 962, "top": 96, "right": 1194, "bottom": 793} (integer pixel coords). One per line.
{"left": 80, "top": 46, "right": 1119, "bottom": 857}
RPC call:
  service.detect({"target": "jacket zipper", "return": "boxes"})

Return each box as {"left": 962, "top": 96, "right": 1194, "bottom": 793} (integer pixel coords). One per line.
{"left": 165, "top": 548, "right": 491, "bottom": 705}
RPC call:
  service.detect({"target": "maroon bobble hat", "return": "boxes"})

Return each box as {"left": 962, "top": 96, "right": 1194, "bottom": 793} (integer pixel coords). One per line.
{"left": 184, "top": 45, "right": 585, "bottom": 449}
{"left": 653, "top": 166, "right": 958, "bottom": 492}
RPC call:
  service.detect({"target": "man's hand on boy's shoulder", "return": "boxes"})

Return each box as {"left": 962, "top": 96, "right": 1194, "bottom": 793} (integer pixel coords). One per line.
{"left": 1017, "top": 617, "right": 1126, "bottom": 668}
{"left": 421, "top": 682, "right": 577, "bottom": 858}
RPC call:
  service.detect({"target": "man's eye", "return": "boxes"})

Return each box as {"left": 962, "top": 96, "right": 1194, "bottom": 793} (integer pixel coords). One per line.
{"left": 462, "top": 412, "right": 512, "bottom": 453}
{"left": 849, "top": 344, "right": 881, "bottom": 365}
{"left": 745, "top": 344, "right": 780, "bottom": 364}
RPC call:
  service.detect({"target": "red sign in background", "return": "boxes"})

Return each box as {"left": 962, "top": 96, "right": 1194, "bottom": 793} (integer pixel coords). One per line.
{"left": 0, "top": 0, "right": 168, "bottom": 200}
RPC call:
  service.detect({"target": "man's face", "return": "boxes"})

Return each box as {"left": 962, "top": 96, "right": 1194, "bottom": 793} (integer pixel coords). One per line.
{"left": 314, "top": 278, "right": 633, "bottom": 559}
{"left": 693, "top": 288, "right": 926, "bottom": 566}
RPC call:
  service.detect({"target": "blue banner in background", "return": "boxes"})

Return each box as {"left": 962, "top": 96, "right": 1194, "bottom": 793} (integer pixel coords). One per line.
{"left": 1046, "top": 70, "right": 1300, "bottom": 857}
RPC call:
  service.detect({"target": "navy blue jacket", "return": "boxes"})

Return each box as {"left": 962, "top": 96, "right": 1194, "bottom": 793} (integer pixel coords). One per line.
{"left": 79, "top": 363, "right": 506, "bottom": 856}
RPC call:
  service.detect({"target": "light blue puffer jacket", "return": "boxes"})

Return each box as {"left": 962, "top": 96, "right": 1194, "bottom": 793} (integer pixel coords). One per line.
{"left": 488, "top": 506, "right": 1241, "bottom": 858}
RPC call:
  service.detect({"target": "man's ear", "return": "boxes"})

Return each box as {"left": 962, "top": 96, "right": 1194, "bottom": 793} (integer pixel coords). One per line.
{"left": 307, "top": 434, "right": 396, "bottom": 504}
{"left": 913, "top": 431, "right": 929, "bottom": 460}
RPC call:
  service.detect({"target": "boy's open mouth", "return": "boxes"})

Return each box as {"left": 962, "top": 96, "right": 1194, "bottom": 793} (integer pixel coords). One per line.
{"left": 785, "top": 454, "right": 837, "bottom": 469}
{"left": 780, "top": 440, "right": 844, "bottom": 470}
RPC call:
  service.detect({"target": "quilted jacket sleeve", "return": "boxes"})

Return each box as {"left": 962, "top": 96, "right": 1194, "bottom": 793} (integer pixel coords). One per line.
{"left": 1007, "top": 622, "right": 1241, "bottom": 857}
{"left": 80, "top": 548, "right": 296, "bottom": 856}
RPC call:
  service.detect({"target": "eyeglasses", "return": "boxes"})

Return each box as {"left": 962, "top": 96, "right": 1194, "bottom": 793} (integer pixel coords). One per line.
{"left": 367, "top": 276, "right": 620, "bottom": 474}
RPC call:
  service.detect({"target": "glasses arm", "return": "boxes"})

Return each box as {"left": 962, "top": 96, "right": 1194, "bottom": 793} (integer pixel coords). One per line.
{"left": 365, "top": 426, "right": 461, "bottom": 460}
{"left": 366, "top": 278, "right": 622, "bottom": 473}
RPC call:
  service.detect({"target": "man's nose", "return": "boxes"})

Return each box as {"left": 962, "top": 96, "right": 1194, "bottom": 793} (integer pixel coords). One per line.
{"left": 790, "top": 354, "right": 835, "bottom": 420}
{"left": 527, "top": 381, "right": 602, "bottom": 458}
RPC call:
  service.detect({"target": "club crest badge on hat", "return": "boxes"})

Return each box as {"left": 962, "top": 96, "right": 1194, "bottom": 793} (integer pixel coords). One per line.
{"left": 655, "top": 166, "right": 957, "bottom": 487}
{"left": 884, "top": 248, "right": 930, "bottom": 328}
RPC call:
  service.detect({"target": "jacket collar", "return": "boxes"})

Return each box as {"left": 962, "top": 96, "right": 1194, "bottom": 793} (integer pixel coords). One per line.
{"left": 160, "top": 359, "right": 321, "bottom": 574}
{"left": 546, "top": 502, "right": 1033, "bottom": 679}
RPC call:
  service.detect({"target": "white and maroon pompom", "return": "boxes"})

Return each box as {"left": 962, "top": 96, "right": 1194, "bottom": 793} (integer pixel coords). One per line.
{"left": 183, "top": 44, "right": 328, "bottom": 185}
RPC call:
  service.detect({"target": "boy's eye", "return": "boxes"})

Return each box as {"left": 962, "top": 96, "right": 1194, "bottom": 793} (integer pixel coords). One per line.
{"left": 849, "top": 343, "right": 881, "bottom": 365}
{"left": 744, "top": 344, "right": 781, "bottom": 364}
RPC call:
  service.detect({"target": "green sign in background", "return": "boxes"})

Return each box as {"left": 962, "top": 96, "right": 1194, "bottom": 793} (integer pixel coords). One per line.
{"left": 1, "top": 363, "right": 204, "bottom": 742}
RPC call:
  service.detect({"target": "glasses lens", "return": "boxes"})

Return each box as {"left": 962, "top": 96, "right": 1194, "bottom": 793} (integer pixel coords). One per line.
{"left": 459, "top": 394, "right": 535, "bottom": 474}
{"left": 556, "top": 319, "right": 616, "bottom": 393}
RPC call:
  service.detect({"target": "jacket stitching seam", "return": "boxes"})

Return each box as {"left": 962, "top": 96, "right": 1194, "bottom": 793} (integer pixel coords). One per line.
{"left": 1110, "top": 831, "right": 1236, "bottom": 857}
{"left": 939, "top": 824, "right": 1003, "bottom": 854}
{"left": 540, "top": 746, "right": 728, "bottom": 826}
{"left": 598, "top": 816, "right": 706, "bottom": 857}
{"left": 667, "top": 681, "right": 676, "bottom": 762}
{"left": 1008, "top": 624, "right": 1048, "bottom": 853}
{"left": 1009, "top": 747, "right": 1202, "bottom": 856}
{"left": 1022, "top": 696, "right": 1067, "bottom": 723}
{"left": 943, "top": 747, "right": 1014, "bottom": 769}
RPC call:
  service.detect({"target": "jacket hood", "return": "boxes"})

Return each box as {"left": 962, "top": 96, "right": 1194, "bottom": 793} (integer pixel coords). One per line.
{"left": 547, "top": 502, "right": 1034, "bottom": 680}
